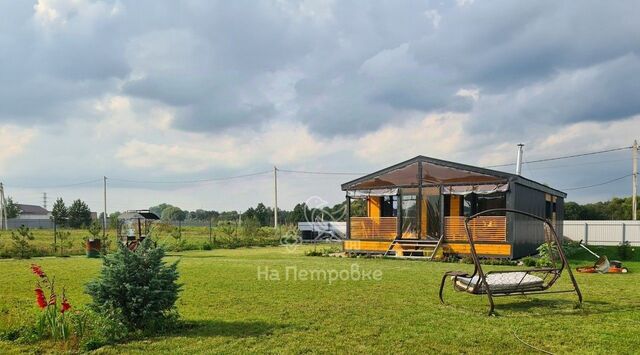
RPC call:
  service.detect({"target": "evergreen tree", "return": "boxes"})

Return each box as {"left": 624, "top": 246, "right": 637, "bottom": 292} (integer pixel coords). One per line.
{"left": 51, "top": 198, "right": 68, "bottom": 227}
{"left": 68, "top": 199, "right": 92, "bottom": 228}
{"left": 86, "top": 239, "right": 181, "bottom": 330}
{"left": 5, "top": 197, "right": 20, "bottom": 219}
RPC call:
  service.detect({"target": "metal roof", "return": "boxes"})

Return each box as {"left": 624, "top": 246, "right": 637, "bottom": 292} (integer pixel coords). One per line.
{"left": 341, "top": 155, "right": 567, "bottom": 198}
{"left": 118, "top": 210, "right": 160, "bottom": 220}
{"left": 16, "top": 204, "right": 49, "bottom": 215}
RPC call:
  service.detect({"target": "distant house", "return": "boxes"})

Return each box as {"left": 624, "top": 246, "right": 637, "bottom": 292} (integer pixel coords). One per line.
{"left": 8, "top": 204, "right": 53, "bottom": 229}
{"left": 16, "top": 204, "right": 51, "bottom": 220}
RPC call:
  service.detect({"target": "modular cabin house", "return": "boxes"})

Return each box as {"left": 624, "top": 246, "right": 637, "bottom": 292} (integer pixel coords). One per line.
{"left": 341, "top": 156, "right": 566, "bottom": 259}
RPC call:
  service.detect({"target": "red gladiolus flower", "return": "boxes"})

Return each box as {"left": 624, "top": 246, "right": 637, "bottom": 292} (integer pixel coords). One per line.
{"left": 30, "top": 264, "right": 46, "bottom": 278}
{"left": 61, "top": 299, "right": 71, "bottom": 313}
{"left": 35, "top": 288, "right": 47, "bottom": 309}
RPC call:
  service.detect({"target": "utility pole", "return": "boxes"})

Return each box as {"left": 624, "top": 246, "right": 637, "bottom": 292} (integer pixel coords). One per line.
{"left": 0, "top": 183, "right": 7, "bottom": 230}
{"left": 273, "top": 166, "right": 278, "bottom": 229}
{"left": 515, "top": 144, "right": 524, "bottom": 175}
{"left": 103, "top": 176, "right": 107, "bottom": 238}
{"left": 633, "top": 140, "right": 638, "bottom": 221}
{"left": 43, "top": 192, "right": 47, "bottom": 210}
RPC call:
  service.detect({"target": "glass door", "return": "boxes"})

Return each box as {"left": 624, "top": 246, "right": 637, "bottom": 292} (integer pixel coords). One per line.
{"left": 421, "top": 187, "right": 441, "bottom": 239}
{"left": 401, "top": 189, "right": 418, "bottom": 239}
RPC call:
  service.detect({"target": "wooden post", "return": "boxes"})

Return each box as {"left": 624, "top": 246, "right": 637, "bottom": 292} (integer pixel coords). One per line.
{"left": 346, "top": 196, "right": 351, "bottom": 240}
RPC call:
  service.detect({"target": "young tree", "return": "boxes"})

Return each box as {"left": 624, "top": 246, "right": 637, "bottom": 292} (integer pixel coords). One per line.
{"left": 55, "top": 230, "right": 72, "bottom": 257}
{"left": 88, "top": 219, "right": 102, "bottom": 239}
{"left": 5, "top": 197, "right": 20, "bottom": 219}
{"left": 86, "top": 239, "right": 181, "bottom": 331}
{"left": 51, "top": 198, "right": 68, "bottom": 227}
{"left": 11, "top": 225, "right": 35, "bottom": 259}
{"left": 68, "top": 199, "right": 92, "bottom": 228}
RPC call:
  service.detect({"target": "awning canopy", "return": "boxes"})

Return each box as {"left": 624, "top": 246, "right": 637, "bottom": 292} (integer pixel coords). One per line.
{"left": 342, "top": 157, "right": 507, "bottom": 191}
{"left": 347, "top": 188, "right": 399, "bottom": 198}
{"left": 443, "top": 183, "right": 509, "bottom": 195}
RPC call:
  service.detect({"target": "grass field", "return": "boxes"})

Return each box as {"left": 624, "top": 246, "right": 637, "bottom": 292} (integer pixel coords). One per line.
{"left": 0, "top": 225, "right": 275, "bottom": 258}
{"left": 1, "top": 245, "right": 639, "bottom": 354}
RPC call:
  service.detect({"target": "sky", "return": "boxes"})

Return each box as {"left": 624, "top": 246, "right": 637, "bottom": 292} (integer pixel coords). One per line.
{"left": 1, "top": 0, "right": 639, "bottom": 213}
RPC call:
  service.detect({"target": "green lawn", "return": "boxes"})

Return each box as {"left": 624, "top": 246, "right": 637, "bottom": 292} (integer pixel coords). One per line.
{"left": 1, "top": 246, "right": 639, "bottom": 354}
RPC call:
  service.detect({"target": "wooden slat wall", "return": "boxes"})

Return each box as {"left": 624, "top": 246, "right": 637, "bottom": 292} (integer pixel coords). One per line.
{"left": 444, "top": 216, "right": 506, "bottom": 242}
{"left": 350, "top": 217, "right": 397, "bottom": 239}
{"left": 444, "top": 243, "right": 511, "bottom": 256}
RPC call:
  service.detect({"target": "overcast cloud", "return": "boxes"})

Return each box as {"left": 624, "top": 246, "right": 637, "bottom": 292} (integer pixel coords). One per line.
{"left": 1, "top": 0, "right": 639, "bottom": 212}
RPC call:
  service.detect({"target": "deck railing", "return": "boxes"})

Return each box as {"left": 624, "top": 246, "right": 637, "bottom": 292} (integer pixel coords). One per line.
{"left": 444, "top": 216, "right": 507, "bottom": 243}
{"left": 350, "top": 217, "right": 397, "bottom": 240}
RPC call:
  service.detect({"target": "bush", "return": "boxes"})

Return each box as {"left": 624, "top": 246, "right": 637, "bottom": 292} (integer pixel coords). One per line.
{"left": 85, "top": 239, "right": 182, "bottom": 331}
{"left": 305, "top": 246, "right": 341, "bottom": 257}
{"left": 617, "top": 241, "right": 633, "bottom": 260}
{"left": 69, "top": 308, "right": 128, "bottom": 351}
{"left": 561, "top": 240, "right": 582, "bottom": 258}
{"left": 521, "top": 256, "right": 538, "bottom": 267}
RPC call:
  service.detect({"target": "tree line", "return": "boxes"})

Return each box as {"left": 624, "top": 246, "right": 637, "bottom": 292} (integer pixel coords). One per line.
{"left": 564, "top": 196, "right": 638, "bottom": 220}
{"left": 5, "top": 194, "right": 638, "bottom": 227}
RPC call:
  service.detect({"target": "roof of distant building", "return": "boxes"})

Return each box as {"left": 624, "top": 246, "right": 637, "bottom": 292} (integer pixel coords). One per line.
{"left": 16, "top": 204, "right": 49, "bottom": 215}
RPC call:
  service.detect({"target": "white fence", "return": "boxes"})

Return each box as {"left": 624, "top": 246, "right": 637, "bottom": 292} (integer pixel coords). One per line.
{"left": 563, "top": 221, "right": 640, "bottom": 246}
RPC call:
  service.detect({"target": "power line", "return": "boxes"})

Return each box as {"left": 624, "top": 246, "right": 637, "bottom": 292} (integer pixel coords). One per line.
{"left": 485, "top": 146, "right": 632, "bottom": 168}
{"left": 108, "top": 170, "right": 272, "bottom": 184}
{"left": 527, "top": 158, "right": 629, "bottom": 171}
{"left": 278, "top": 169, "right": 367, "bottom": 176}
{"left": 8, "top": 178, "right": 103, "bottom": 189}
{"left": 562, "top": 174, "right": 632, "bottom": 191}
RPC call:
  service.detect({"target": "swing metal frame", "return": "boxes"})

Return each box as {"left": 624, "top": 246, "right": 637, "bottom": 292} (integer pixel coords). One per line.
{"left": 438, "top": 208, "right": 582, "bottom": 315}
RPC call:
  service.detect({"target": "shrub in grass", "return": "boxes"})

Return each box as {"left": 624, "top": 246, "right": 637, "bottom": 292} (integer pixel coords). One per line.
{"left": 11, "top": 225, "right": 35, "bottom": 259}
{"left": 305, "top": 246, "right": 341, "bottom": 257}
{"left": 86, "top": 238, "right": 182, "bottom": 332}
{"left": 617, "top": 241, "right": 633, "bottom": 260}
{"left": 520, "top": 256, "right": 538, "bottom": 267}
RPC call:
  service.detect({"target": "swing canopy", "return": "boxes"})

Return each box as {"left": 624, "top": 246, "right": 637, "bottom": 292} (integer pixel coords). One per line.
{"left": 438, "top": 208, "right": 582, "bottom": 315}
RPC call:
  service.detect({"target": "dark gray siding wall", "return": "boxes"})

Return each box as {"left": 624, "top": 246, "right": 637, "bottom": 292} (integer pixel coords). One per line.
{"left": 510, "top": 183, "right": 547, "bottom": 258}
{"left": 556, "top": 198, "right": 565, "bottom": 238}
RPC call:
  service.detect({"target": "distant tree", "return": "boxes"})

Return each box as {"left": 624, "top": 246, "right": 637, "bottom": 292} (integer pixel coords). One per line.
{"left": 68, "top": 199, "right": 92, "bottom": 228}
{"left": 564, "top": 202, "right": 582, "bottom": 220}
{"left": 254, "top": 203, "right": 272, "bottom": 226}
{"left": 161, "top": 206, "right": 187, "bottom": 222}
{"left": 108, "top": 211, "right": 121, "bottom": 229}
{"left": 286, "top": 203, "right": 308, "bottom": 224}
{"left": 51, "top": 198, "right": 68, "bottom": 226}
{"left": 218, "top": 211, "right": 239, "bottom": 223}
{"left": 150, "top": 203, "right": 174, "bottom": 218}
{"left": 564, "top": 196, "right": 636, "bottom": 220}
{"left": 5, "top": 197, "right": 20, "bottom": 219}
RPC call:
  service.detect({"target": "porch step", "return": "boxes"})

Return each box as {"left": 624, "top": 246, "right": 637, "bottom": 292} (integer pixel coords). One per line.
{"left": 383, "top": 238, "right": 443, "bottom": 260}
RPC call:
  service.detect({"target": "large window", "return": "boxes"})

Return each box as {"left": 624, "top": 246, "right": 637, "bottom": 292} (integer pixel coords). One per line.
{"left": 381, "top": 195, "right": 398, "bottom": 217}
{"left": 462, "top": 192, "right": 506, "bottom": 216}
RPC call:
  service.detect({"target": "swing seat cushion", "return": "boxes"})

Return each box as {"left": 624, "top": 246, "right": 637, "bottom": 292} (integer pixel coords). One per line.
{"left": 454, "top": 272, "right": 544, "bottom": 293}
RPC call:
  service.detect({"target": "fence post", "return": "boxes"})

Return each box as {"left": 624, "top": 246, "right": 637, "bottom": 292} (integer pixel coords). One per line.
{"left": 622, "top": 222, "right": 626, "bottom": 244}
{"left": 584, "top": 222, "right": 588, "bottom": 244}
